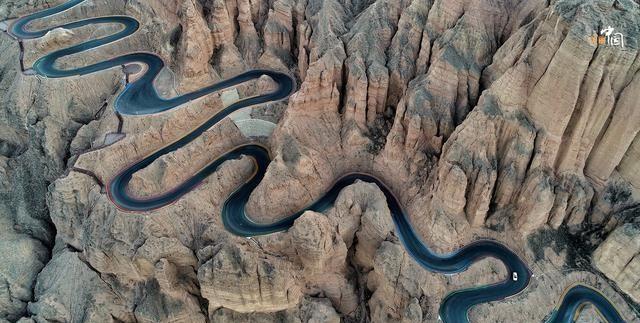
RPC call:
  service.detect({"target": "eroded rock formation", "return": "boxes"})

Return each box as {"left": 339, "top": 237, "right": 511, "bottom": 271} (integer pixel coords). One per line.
{"left": 1, "top": 0, "right": 640, "bottom": 321}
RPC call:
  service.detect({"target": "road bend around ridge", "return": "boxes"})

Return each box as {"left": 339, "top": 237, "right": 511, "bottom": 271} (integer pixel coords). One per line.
{"left": 5, "top": 1, "right": 626, "bottom": 322}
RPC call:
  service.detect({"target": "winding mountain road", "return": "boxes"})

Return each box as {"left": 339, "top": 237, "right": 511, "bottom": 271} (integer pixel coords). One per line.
{"left": 5, "top": 1, "right": 626, "bottom": 322}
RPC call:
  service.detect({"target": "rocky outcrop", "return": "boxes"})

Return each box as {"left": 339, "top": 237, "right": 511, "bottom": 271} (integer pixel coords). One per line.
{"left": 198, "top": 243, "right": 302, "bottom": 312}
{"left": 593, "top": 222, "right": 640, "bottom": 302}
{"left": 368, "top": 241, "right": 427, "bottom": 322}
{"left": 0, "top": 224, "right": 48, "bottom": 321}
{"left": 290, "top": 211, "right": 356, "bottom": 314}
{"left": 342, "top": 0, "right": 412, "bottom": 133}
{"left": 245, "top": 56, "right": 348, "bottom": 222}
{"left": 26, "top": 250, "right": 132, "bottom": 322}
{"left": 0, "top": 9, "right": 121, "bottom": 318}
{"left": 291, "top": 211, "right": 347, "bottom": 274}
{"left": 425, "top": 0, "right": 640, "bottom": 235}
{"left": 196, "top": 181, "right": 400, "bottom": 316}
{"left": 176, "top": 0, "right": 215, "bottom": 88}
{"left": 0, "top": 0, "right": 65, "bottom": 20}
{"left": 208, "top": 296, "right": 339, "bottom": 322}
{"left": 127, "top": 118, "right": 246, "bottom": 198}
{"left": 35, "top": 27, "right": 74, "bottom": 52}
{"left": 260, "top": 0, "right": 295, "bottom": 66}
